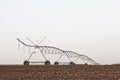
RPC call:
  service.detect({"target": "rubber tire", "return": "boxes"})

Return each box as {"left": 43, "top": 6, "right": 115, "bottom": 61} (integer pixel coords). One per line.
{"left": 23, "top": 61, "right": 29, "bottom": 65}
{"left": 70, "top": 62, "right": 75, "bottom": 65}
{"left": 54, "top": 62, "right": 59, "bottom": 65}
{"left": 45, "top": 61, "right": 50, "bottom": 65}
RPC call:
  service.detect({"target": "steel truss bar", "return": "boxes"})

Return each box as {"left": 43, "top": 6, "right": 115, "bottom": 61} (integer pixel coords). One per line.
{"left": 17, "top": 38, "right": 34, "bottom": 47}
{"left": 29, "top": 61, "right": 45, "bottom": 63}
{"left": 39, "top": 48, "right": 47, "bottom": 61}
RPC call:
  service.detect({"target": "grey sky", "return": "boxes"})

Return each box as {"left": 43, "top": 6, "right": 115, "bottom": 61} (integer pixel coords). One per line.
{"left": 0, "top": 0, "right": 120, "bottom": 64}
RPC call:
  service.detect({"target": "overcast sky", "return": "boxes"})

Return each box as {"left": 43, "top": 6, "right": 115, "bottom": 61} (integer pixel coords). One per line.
{"left": 0, "top": 0, "right": 120, "bottom": 64}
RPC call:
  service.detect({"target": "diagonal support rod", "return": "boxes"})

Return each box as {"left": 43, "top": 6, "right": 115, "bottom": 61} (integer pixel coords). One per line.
{"left": 26, "top": 37, "right": 36, "bottom": 45}
{"left": 38, "top": 37, "right": 47, "bottom": 45}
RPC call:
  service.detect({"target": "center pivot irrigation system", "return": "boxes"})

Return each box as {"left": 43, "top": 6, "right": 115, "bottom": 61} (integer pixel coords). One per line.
{"left": 17, "top": 37, "right": 96, "bottom": 65}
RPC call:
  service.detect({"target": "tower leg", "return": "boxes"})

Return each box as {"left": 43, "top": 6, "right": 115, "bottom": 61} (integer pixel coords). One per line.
{"left": 57, "top": 54, "right": 62, "bottom": 62}
{"left": 38, "top": 48, "right": 51, "bottom": 65}
{"left": 27, "top": 51, "right": 35, "bottom": 61}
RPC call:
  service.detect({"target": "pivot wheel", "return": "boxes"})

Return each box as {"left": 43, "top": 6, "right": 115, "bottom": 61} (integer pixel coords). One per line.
{"left": 70, "top": 62, "right": 75, "bottom": 65}
{"left": 45, "top": 61, "right": 50, "bottom": 65}
{"left": 23, "top": 61, "right": 29, "bottom": 65}
{"left": 54, "top": 62, "right": 59, "bottom": 65}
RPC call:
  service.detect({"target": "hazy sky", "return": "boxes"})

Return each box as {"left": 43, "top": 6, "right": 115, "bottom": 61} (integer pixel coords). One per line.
{"left": 0, "top": 0, "right": 120, "bottom": 64}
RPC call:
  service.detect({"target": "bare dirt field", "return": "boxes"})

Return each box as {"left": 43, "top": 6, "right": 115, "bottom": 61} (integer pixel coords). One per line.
{"left": 0, "top": 65, "right": 120, "bottom": 80}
